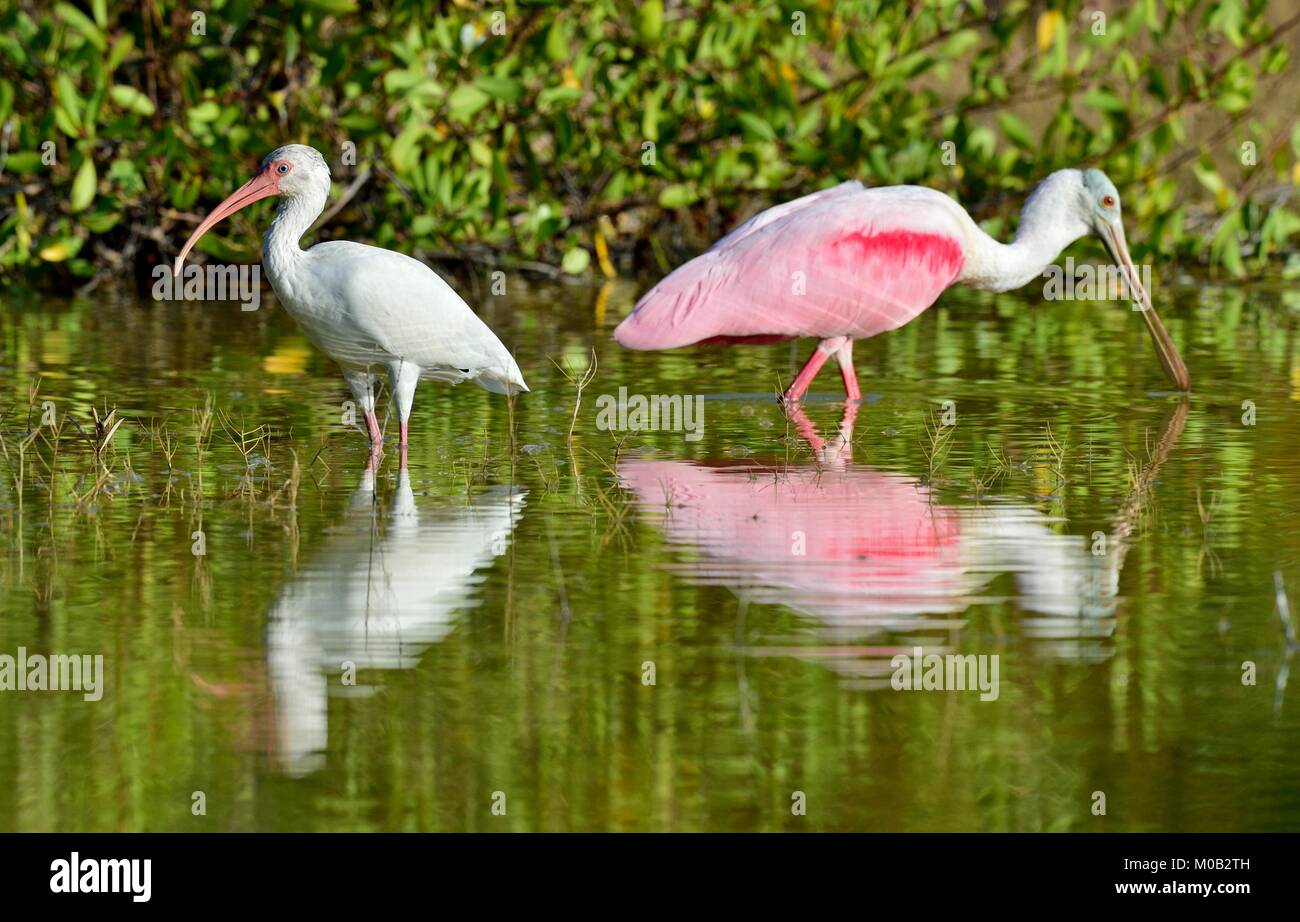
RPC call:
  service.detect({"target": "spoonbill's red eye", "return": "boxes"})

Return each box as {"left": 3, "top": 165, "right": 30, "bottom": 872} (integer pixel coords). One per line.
{"left": 1102, "top": 194, "right": 1115, "bottom": 208}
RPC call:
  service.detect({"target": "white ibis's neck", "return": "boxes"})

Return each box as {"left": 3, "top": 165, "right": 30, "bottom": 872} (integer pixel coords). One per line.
{"left": 262, "top": 187, "right": 327, "bottom": 282}
{"left": 958, "top": 174, "right": 1091, "bottom": 292}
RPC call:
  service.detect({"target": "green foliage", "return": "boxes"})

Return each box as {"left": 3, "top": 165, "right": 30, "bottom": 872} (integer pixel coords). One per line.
{"left": 1, "top": 0, "right": 1298, "bottom": 282}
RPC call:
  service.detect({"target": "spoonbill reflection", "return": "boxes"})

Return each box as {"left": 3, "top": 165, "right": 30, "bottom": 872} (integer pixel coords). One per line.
{"left": 267, "top": 467, "right": 525, "bottom": 775}
{"left": 619, "top": 401, "right": 1185, "bottom": 677}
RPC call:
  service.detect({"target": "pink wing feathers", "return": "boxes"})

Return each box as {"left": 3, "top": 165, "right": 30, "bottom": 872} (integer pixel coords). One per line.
{"left": 614, "top": 182, "right": 969, "bottom": 350}
{"left": 618, "top": 459, "right": 967, "bottom": 619}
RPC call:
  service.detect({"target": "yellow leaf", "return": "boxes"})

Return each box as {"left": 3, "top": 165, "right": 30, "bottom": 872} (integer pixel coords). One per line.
{"left": 594, "top": 281, "right": 612, "bottom": 327}
{"left": 594, "top": 225, "right": 616, "bottom": 279}
{"left": 1037, "top": 11, "right": 1062, "bottom": 51}
{"left": 39, "top": 242, "right": 71, "bottom": 262}
{"left": 1292, "top": 162, "right": 1300, "bottom": 185}
{"left": 263, "top": 342, "right": 310, "bottom": 375}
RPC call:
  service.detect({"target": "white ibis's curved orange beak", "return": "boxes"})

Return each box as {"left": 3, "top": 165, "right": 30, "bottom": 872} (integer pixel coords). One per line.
{"left": 1101, "top": 218, "right": 1190, "bottom": 391}
{"left": 173, "top": 168, "right": 281, "bottom": 276}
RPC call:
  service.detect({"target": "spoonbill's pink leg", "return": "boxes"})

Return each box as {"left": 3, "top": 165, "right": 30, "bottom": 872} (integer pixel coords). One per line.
{"left": 784, "top": 400, "right": 860, "bottom": 468}
{"left": 783, "top": 336, "right": 851, "bottom": 403}
{"left": 785, "top": 403, "right": 827, "bottom": 452}
{"left": 835, "top": 339, "right": 861, "bottom": 402}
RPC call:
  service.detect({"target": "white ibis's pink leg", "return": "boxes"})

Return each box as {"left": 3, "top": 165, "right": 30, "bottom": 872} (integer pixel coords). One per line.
{"left": 364, "top": 410, "right": 382, "bottom": 445}
{"left": 784, "top": 336, "right": 850, "bottom": 403}
{"left": 400, "top": 421, "right": 409, "bottom": 447}
{"left": 344, "top": 370, "right": 382, "bottom": 447}
{"left": 835, "top": 339, "right": 861, "bottom": 402}
{"left": 387, "top": 359, "right": 420, "bottom": 448}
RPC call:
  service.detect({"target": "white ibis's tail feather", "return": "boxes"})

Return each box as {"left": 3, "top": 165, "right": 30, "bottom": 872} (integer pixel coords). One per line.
{"left": 292, "top": 240, "right": 530, "bottom": 398}
{"left": 473, "top": 352, "right": 528, "bottom": 395}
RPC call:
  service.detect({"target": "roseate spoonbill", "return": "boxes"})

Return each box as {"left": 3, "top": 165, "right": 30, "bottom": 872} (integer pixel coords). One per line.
{"left": 173, "top": 144, "right": 526, "bottom": 450}
{"left": 614, "top": 169, "right": 1190, "bottom": 401}
{"left": 268, "top": 467, "right": 525, "bottom": 775}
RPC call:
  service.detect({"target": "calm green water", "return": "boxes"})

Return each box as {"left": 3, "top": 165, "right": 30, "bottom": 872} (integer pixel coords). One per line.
{"left": 1, "top": 272, "right": 1298, "bottom": 831}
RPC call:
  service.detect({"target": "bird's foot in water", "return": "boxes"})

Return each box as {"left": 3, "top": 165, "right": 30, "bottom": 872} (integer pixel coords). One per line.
{"left": 365, "top": 440, "right": 384, "bottom": 472}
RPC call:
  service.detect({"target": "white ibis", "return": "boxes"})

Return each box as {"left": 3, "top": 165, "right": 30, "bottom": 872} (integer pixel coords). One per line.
{"left": 174, "top": 144, "right": 527, "bottom": 450}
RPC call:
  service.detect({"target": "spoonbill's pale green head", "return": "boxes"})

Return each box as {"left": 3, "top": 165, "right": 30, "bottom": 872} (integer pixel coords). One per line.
{"left": 1080, "top": 168, "right": 1190, "bottom": 391}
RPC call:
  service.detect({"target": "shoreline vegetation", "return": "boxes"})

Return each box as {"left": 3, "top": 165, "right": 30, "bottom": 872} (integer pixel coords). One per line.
{"left": 1, "top": 1, "right": 1299, "bottom": 294}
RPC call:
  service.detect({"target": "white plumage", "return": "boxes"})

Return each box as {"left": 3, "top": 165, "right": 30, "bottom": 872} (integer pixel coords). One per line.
{"left": 266, "top": 468, "right": 526, "bottom": 776}
{"left": 176, "top": 144, "right": 526, "bottom": 448}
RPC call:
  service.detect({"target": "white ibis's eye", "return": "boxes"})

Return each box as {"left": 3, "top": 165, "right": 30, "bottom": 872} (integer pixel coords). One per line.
{"left": 1102, "top": 194, "right": 1116, "bottom": 208}
{"left": 277, "top": 163, "right": 289, "bottom": 174}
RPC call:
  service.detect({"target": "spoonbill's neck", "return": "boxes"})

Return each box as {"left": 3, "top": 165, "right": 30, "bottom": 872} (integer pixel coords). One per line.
{"left": 959, "top": 175, "right": 1091, "bottom": 292}
{"left": 262, "top": 187, "right": 327, "bottom": 283}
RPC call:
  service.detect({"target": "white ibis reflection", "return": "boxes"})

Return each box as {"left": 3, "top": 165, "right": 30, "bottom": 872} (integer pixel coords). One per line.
{"left": 266, "top": 466, "right": 525, "bottom": 775}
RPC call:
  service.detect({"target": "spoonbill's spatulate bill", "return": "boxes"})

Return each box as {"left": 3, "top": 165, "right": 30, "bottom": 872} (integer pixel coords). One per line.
{"left": 173, "top": 144, "right": 526, "bottom": 449}
{"left": 614, "top": 169, "right": 1190, "bottom": 400}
